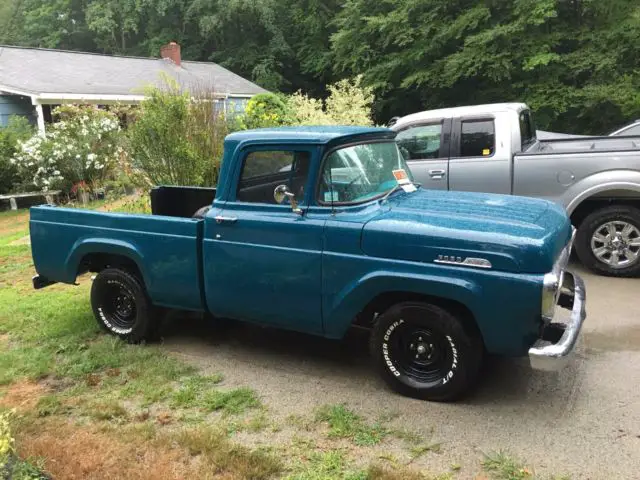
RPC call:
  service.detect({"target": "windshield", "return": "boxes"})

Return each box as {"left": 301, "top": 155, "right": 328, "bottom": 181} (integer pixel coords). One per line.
{"left": 318, "top": 141, "right": 414, "bottom": 205}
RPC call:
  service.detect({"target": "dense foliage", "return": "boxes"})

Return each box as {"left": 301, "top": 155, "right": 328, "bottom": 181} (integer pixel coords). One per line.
{"left": 127, "top": 80, "right": 230, "bottom": 187}
{"left": 0, "top": 116, "right": 34, "bottom": 194}
{"left": 1, "top": 0, "right": 639, "bottom": 133}
{"left": 10, "top": 105, "right": 122, "bottom": 193}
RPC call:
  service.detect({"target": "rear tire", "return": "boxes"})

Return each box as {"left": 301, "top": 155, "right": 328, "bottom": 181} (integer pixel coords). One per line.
{"left": 91, "top": 268, "right": 156, "bottom": 343}
{"left": 575, "top": 206, "right": 640, "bottom": 277}
{"left": 369, "top": 301, "right": 483, "bottom": 402}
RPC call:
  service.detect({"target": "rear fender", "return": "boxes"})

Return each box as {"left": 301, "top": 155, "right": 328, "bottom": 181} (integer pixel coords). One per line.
{"left": 65, "top": 238, "right": 148, "bottom": 287}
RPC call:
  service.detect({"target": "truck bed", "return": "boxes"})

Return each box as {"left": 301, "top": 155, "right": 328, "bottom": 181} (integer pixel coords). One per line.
{"left": 30, "top": 205, "right": 205, "bottom": 311}
{"left": 532, "top": 136, "right": 640, "bottom": 154}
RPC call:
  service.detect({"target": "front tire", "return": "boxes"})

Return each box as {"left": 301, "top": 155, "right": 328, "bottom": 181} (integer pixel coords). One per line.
{"left": 369, "top": 302, "right": 483, "bottom": 402}
{"left": 575, "top": 206, "right": 640, "bottom": 277}
{"left": 91, "top": 268, "right": 156, "bottom": 343}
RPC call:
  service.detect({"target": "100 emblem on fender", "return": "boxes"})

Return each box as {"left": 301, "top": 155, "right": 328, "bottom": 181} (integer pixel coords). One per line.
{"left": 434, "top": 255, "right": 492, "bottom": 269}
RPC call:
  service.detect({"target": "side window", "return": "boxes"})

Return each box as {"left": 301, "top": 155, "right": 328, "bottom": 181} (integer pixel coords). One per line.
{"left": 237, "top": 150, "right": 311, "bottom": 204}
{"left": 396, "top": 124, "right": 442, "bottom": 160}
{"left": 460, "top": 119, "right": 495, "bottom": 157}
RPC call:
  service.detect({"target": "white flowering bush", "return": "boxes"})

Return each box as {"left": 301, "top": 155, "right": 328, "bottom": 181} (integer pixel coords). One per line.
{"left": 11, "top": 105, "right": 123, "bottom": 193}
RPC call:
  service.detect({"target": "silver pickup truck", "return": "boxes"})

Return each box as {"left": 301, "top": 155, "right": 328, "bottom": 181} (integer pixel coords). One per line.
{"left": 390, "top": 103, "right": 640, "bottom": 277}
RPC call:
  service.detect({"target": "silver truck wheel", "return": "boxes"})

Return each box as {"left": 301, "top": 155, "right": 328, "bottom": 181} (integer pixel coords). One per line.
{"left": 575, "top": 206, "right": 640, "bottom": 277}
{"left": 590, "top": 221, "right": 640, "bottom": 269}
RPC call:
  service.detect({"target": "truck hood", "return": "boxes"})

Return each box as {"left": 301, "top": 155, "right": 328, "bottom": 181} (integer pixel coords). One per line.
{"left": 361, "top": 189, "right": 571, "bottom": 274}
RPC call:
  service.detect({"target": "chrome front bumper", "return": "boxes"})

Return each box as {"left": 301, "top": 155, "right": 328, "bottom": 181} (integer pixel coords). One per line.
{"left": 529, "top": 271, "right": 587, "bottom": 371}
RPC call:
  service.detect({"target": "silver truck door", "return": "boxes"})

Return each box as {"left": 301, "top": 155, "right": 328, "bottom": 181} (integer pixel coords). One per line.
{"left": 396, "top": 118, "right": 451, "bottom": 190}
{"left": 448, "top": 116, "right": 511, "bottom": 194}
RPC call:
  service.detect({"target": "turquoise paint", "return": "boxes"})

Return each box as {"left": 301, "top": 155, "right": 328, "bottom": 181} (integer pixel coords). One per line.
{"left": 30, "top": 126, "right": 571, "bottom": 356}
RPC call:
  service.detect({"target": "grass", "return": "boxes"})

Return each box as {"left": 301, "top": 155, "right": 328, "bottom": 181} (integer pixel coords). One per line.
{"left": 482, "top": 451, "right": 534, "bottom": 479}
{"left": 315, "top": 404, "right": 387, "bottom": 446}
{"left": 173, "top": 425, "right": 282, "bottom": 479}
{"left": 285, "top": 450, "right": 368, "bottom": 480}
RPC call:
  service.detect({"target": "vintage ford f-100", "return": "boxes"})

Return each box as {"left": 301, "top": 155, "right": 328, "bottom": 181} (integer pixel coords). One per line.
{"left": 30, "top": 127, "right": 586, "bottom": 401}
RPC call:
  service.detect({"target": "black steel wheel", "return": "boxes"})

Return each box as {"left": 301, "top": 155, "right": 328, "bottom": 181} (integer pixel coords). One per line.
{"left": 370, "top": 302, "right": 483, "bottom": 402}
{"left": 91, "top": 268, "right": 156, "bottom": 343}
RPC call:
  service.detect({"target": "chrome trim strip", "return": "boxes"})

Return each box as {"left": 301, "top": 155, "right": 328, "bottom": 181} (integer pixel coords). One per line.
{"left": 529, "top": 271, "right": 587, "bottom": 371}
{"left": 434, "top": 256, "right": 492, "bottom": 269}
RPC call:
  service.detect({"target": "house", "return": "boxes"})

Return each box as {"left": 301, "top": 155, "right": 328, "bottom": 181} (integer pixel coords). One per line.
{"left": 0, "top": 43, "right": 266, "bottom": 131}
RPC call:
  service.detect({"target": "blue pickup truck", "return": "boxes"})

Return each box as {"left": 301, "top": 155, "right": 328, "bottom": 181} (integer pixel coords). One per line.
{"left": 29, "top": 126, "right": 586, "bottom": 401}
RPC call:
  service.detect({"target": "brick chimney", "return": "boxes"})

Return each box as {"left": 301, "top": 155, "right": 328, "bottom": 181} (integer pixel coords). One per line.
{"left": 160, "top": 42, "right": 181, "bottom": 67}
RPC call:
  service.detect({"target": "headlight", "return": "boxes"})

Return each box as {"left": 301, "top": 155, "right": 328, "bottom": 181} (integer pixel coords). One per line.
{"left": 541, "top": 272, "right": 560, "bottom": 321}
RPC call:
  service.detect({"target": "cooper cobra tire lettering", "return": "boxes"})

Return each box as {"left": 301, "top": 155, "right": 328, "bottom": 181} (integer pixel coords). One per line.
{"left": 382, "top": 319, "right": 403, "bottom": 377}
{"left": 442, "top": 335, "right": 458, "bottom": 385}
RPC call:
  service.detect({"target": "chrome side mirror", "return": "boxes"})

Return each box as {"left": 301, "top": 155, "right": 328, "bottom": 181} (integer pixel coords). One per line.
{"left": 274, "top": 184, "right": 302, "bottom": 215}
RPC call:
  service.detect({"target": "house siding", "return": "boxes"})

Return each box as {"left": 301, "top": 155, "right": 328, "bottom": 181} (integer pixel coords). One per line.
{"left": 0, "top": 95, "right": 35, "bottom": 127}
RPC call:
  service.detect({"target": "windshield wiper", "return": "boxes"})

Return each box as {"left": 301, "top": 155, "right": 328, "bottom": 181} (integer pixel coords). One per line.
{"left": 380, "top": 182, "right": 421, "bottom": 204}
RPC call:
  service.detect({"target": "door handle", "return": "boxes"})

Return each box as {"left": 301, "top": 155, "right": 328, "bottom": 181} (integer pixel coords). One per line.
{"left": 214, "top": 215, "right": 238, "bottom": 224}
{"left": 428, "top": 169, "right": 446, "bottom": 179}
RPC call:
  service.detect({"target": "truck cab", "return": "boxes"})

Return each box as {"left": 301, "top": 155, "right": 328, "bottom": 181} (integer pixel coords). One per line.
{"left": 30, "top": 126, "right": 587, "bottom": 401}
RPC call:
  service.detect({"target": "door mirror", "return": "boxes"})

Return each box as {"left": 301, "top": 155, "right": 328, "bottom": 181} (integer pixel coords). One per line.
{"left": 274, "top": 184, "right": 302, "bottom": 215}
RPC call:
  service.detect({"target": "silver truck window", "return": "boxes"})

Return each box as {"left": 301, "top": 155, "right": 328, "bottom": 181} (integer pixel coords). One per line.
{"left": 237, "top": 151, "right": 311, "bottom": 204}
{"left": 396, "top": 124, "right": 442, "bottom": 160}
{"left": 460, "top": 120, "right": 495, "bottom": 157}
{"left": 519, "top": 110, "right": 537, "bottom": 149}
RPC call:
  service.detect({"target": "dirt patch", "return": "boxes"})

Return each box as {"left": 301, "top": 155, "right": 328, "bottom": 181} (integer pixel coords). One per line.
{"left": 19, "top": 422, "right": 204, "bottom": 480}
{"left": 0, "top": 380, "right": 49, "bottom": 412}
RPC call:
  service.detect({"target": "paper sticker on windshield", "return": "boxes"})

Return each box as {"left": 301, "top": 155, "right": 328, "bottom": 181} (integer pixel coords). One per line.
{"left": 482, "top": 148, "right": 491, "bottom": 156}
{"left": 324, "top": 191, "right": 339, "bottom": 202}
{"left": 392, "top": 169, "right": 410, "bottom": 185}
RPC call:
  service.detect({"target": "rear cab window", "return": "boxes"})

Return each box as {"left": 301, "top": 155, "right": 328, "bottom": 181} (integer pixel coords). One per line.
{"left": 519, "top": 110, "right": 537, "bottom": 150}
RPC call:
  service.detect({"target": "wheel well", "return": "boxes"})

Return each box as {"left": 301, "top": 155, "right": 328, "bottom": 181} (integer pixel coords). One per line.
{"left": 570, "top": 196, "right": 640, "bottom": 227}
{"left": 353, "top": 291, "right": 482, "bottom": 341}
{"left": 78, "top": 253, "right": 143, "bottom": 282}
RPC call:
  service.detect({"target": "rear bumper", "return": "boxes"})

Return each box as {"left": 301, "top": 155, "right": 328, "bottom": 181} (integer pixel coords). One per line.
{"left": 528, "top": 271, "right": 587, "bottom": 371}
{"left": 32, "top": 274, "right": 56, "bottom": 289}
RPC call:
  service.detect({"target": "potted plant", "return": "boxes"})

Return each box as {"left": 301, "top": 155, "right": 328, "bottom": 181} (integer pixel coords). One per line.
{"left": 71, "top": 181, "right": 90, "bottom": 205}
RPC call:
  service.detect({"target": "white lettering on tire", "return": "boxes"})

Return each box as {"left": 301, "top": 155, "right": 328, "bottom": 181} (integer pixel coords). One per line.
{"left": 98, "top": 279, "right": 135, "bottom": 335}
{"left": 441, "top": 335, "right": 458, "bottom": 385}
{"left": 381, "top": 319, "right": 403, "bottom": 377}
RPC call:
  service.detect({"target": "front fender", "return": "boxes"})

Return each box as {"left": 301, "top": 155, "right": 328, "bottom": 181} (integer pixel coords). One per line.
{"left": 323, "top": 270, "right": 482, "bottom": 339}
{"left": 65, "top": 237, "right": 148, "bottom": 286}
{"left": 564, "top": 171, "right": 640, "bottom": 214}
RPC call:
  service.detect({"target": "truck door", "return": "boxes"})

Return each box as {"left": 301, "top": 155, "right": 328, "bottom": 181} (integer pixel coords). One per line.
{"left": 395, "top": 118, "right": 451, "bottom": 190}
{"left": 202, "top": 146, "right": 325, "bottom": 334}
{"left": 448, "top": 116, "right": 511, "bottom": 194}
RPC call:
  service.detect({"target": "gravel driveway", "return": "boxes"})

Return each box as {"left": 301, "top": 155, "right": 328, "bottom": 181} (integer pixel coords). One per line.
{"left": 162, "top": 262, "right": 640, "bottom": 479}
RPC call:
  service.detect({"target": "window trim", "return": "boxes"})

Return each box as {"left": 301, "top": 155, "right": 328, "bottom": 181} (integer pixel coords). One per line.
{"left": 451, "top": 116, "right": 497, "bottom": 159}
{"left": 393, "top": 118, "right": 451, "bottom": 161}
{"left": 314, "top": 138, "right": 410, "bottom": 207}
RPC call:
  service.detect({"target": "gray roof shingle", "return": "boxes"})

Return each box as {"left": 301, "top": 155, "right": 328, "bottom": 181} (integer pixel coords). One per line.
{"left": 0, "top": 45, "right": 267, "bottom": 97}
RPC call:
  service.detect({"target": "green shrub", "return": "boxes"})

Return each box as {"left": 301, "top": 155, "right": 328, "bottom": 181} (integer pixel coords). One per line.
{"left": 242, "top": 93, "right": 290, "bottom": 129}
{"left": 128, "top": 78, "right": 230, "bottom": 187}
{"left": 0, "top": 116, "right": 35, "bottom": 194}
